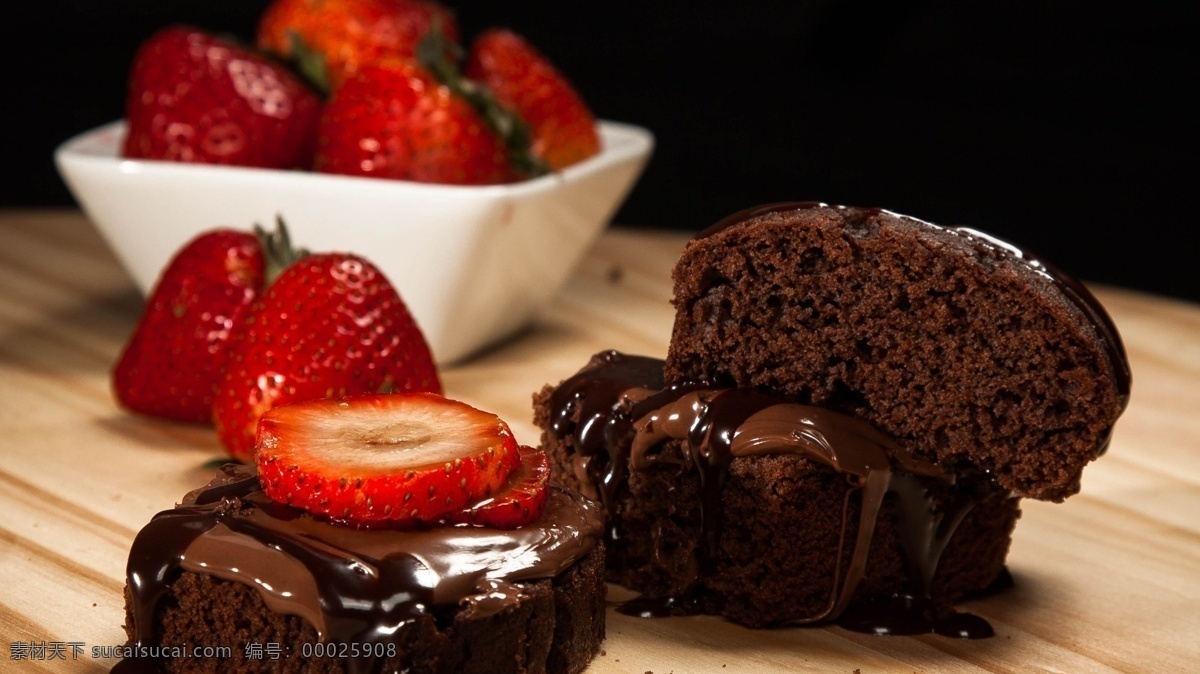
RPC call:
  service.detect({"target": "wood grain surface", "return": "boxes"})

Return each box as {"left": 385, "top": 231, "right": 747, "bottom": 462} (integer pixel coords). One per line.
{"left": 1, "top": 210, "right": 1197, "bottom": 673}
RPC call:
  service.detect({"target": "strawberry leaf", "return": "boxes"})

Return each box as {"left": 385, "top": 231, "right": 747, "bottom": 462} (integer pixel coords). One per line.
{"left": 417, "top": 23, "right": 550, "bottom": 179}
{"left": 255, "top": 215, "right": 310, "bottom": 286}
{"left": 287, "top": 31, "right": 332, "bottom": 97}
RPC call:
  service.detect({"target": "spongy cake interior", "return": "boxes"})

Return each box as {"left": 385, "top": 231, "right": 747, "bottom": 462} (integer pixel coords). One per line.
{"left": 664, "top": 205, "right": 1127, "bottom": 501}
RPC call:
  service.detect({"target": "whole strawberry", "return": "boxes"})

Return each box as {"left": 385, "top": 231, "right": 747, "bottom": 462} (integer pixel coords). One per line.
{"left": 465, "top": 29, "right": 601, "bottom": 171}
{"left": 113, "top": 229, "right": 264, "bottom": 423}
{"left": 122, "top": 25, "right": 322, "bottom": 169}
{"left": 213, "top": 247, "right": 441, "bottom": 461}
{"left": 314, "top": 58, "right": 515, "bottom": 184}
{"left": 256, "top": 0, "right": 459, "bottom": 92}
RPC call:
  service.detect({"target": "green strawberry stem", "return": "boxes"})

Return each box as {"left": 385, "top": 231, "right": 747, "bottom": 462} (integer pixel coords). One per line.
{"left": 255, "top": 215, "right": 310, "bottom": 286}
{"left": 417, "top": 22, "right": 551, "bottom": 179}
{"left": 201, "top": 457, "right": 232, "bottom": 470}
{"left": 287, "top": 31, "right": 332, "bottom": 97}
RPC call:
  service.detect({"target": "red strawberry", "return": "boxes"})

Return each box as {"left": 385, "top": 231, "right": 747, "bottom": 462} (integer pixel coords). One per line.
{"left": 449, "top": 444, "right": 550, "bottom": 528}
{"left": 213, "top": 248, "right": 441, "bottom": 461}
{"left": 256, "top": 0, "right": 459, "bottom": 92}
{"left": 255, "top": 393, "right": 522, "bottom": 526}
{"left": 313, "top": 58, "right": 516, "bottom": 184}
{"left": 464, "top": 29, "right": 601, "bottom": 171}
{"left": 123, "top": 25, "right": 322, "bottom": 169}
{"left": 113, "top": 228, "right": 264, "bottom": 422}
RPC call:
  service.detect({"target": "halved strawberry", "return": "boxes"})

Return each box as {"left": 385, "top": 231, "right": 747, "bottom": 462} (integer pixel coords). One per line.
{"left": 448, "top": 444, "right": 550, "bottom": 529}
{"left": 255, "top": 393, "right": 521, "bottom": 526}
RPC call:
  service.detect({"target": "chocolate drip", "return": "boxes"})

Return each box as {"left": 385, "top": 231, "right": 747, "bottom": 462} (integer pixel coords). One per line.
{"left": 548, "top": 350, "right": 703, "bottom": 546}
{"left": 549, "top": 352, "right": 1004, "bottom": 637}
{"left": 119, "top": 463, "right": 602, "bottom": 673}
{"left": 833, "top": 470, "right": 997, "bottom": 639}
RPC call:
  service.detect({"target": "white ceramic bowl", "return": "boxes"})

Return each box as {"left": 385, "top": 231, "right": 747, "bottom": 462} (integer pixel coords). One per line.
{"left": 55, "top": 119, "right": 653, "bottom": 364}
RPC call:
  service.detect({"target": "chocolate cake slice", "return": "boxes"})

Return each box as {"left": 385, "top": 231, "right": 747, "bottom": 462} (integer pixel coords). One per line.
{"left": 666, "top": 203, "right": 1130, "bottom": 501}
{"left": 533, "top": 202, "right": 1130, "bottom": 635}
{"left": 117, "top": 464, "right": 605, "bottom": 674}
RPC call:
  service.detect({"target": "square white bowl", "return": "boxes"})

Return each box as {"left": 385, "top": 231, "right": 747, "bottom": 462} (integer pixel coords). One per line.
{"left": 55, "top": 119, "right": 653, "bottom": 364}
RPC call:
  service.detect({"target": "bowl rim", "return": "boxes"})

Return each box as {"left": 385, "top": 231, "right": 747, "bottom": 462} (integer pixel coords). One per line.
{"left": 55, "top": 118, "right": 654, "bottom": 198}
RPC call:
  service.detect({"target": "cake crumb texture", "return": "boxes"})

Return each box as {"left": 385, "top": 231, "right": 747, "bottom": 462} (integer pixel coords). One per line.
{"left": 665, "top": 205, "right": 1127, "bottom": 501}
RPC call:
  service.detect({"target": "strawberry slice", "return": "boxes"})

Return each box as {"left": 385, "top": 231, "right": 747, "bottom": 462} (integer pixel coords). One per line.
{"left": 449, "top": 445, "right": 550, "bottom": 529}
{"left": 255, "top": 393, "right": 521, "bottom": 526}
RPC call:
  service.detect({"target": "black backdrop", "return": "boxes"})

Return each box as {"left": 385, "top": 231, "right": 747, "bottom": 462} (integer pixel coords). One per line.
{"left": 6, "top": 1, "right": 1197, "bottom": 301}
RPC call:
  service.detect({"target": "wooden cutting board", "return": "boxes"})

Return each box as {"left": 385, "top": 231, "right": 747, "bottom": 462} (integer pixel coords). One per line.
{"left": 1, "top": 210, "right": 1197, "bottom": 673}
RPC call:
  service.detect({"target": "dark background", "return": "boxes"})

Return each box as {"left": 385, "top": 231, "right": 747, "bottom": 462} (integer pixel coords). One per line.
{"left": 5, "top": 1, "right": 1197, "bottom": 301}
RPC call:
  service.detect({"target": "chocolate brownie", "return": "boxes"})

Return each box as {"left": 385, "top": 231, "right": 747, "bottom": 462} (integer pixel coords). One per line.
{"left": 535, "top": 352, "right": 1018, "bottom": 634}
{"left": 116, "top": 464, "right": 605, "bottom": 674}
{"left": 666, "top": 202, "right": 1130, "bottom": 502}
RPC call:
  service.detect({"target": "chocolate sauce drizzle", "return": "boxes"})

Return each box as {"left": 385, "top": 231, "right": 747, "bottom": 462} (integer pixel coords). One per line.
{"left": 695, "top": 201, "right": 1132, "bottom": 419}
{"left": 548, "top": 350, "right": 1002, "bottom": 638}
{"left": 118, "top": 464, "right": 602, "bottom": 673}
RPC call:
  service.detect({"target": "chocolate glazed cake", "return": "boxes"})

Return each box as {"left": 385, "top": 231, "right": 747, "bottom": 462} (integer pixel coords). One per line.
{"left": 115, "top": 464, "right": 605, "bottom": 674}
{"left": 668, "top": 203, "right": 1131, "bottom": 502}
{"left": 533, "top": 203, "right": 1130, "bottom": 636}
